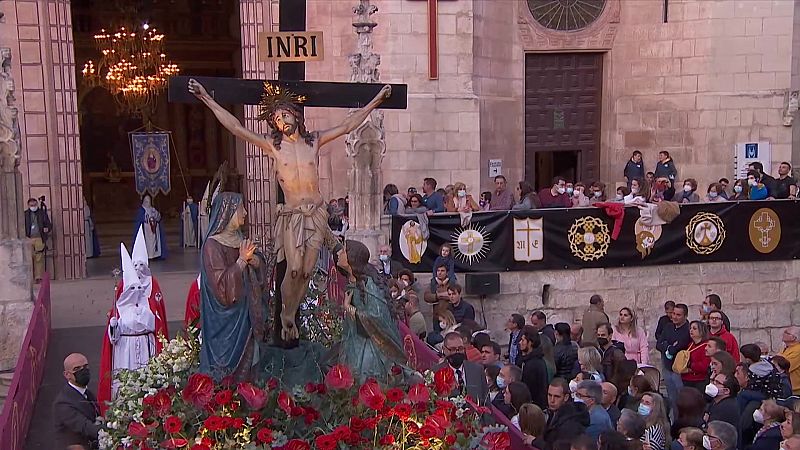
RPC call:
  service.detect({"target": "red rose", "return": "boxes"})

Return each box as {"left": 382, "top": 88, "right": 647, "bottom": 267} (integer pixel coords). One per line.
{"left": 231, "top": 417, "right": 245, "bottom": 429}
{"left": 386, "top": 387, "right": 405, "bottom": 403}
{"left": 482, "top": 431, "right": 511, "bottom": 450}
{"left": 203, "top": 415, "right": 226, "bottom": 432}
{"left": 435, "top": 400, "right": 455, "bottom": 413}
{"left": 214, "top": 389, "right": 233, "bottom": 406}
{"left": 363, "top": 416, "right": 379, "bottom": 430}
{"left": 350, "top": 417, "right": 366, "bottom": 433}
{"left": 406, "top": 421, "right": 419, "bottom": 433}
{"left": 284, "top": 439, "right": 311, "bottom": 450}
{"left": 267, "top": 378, "right": 279, "bottom": 390}
{"left": 407, "top": 383, "right": 430, "bottom": 404}
{"left": 249, "top": 412, "right": 262, "bottom": 424}
{"left": 344, "top": 431, "right": 361, "bottom": 446}
{"left": 332, "top": 424, "right": 351, "bottom": 440}
{"left": 414, "top": 402, "right": 429, "bottom": 414}
{"left": 445, "top": 434, "right": 457, "bottom": 445}
{"left": 237, "top": 382, "right": 268, "bottom": 410}
{"left": 393, "top": 403, "right": 412, "bottom": 420}
{"left": 358, "top": 380, "right": 385, "bottom": 411}
{"left": 159, "top": 438, "right": 188, "bottom": 449}
{"left": 391, "top": 365, "right": 402, "bottom": 376}
{"left": 128, "top": 422, "right": 149, "bottom": 439}
{"left": 315, "top": 434, "right": 338, "bottom": 450}
{"left": 419, "top": 424, "right": 437, "bottom": 440}
{"left": 190, "top": 445, "right": 210, "bottom": 450}
{"left": 379, "top": 434, "right": 395, "bottom": 445}
{"left": 315, "top": 383, "right": 327, "bottom": 395}
{"left": 324, "top": 364, "right": 355, "bottom": 390}
{"left": 256, "top": 427, "right": 274, "bottom": 444}
{"left": 182, "top": 373, "right": 214, "bottom": 407}
{"left": 304, "top": 382, "right": 317, "bottom": 394}
{"left": 163, "top": 416, "right": 182, "bottom": 434}
{"left": 433, "top": 366, "right": 456, "bottom": 396}
{"left": 303, "top": 407, "right": 320, "bottom": 425}
{"left": 290, "top": 406, "right": 305, "bottom": 417}
{"left": 277, "top": 391, "right": 294, "bottom": 414}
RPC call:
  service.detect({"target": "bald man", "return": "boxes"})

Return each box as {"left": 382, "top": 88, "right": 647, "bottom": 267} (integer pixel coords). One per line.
{"left": 54, "top": 353, "right": 101, "bottom": 450}
{"left": 601, "top": 382, "right": 621, "bottom": 428}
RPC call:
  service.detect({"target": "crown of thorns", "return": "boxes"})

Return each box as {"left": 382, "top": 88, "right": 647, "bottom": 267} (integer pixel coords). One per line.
{"left": 257, "top": 82, "right": 307, "bottom": 121}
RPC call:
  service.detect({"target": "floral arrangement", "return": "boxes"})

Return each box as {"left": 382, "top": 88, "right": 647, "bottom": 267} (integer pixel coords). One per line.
{"left": 99, "top": 337, "right": 509, "bottom": 450}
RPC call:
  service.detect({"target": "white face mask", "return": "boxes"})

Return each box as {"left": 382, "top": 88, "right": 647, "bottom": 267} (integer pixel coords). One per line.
{"left": 457, "top": 190, "right": 466, "bottom": 198}
{"left": 593, "top": 191, "right": 602, "bottom": 198}
{"left": 753, "top": 409, "right": 765, "bottom": 424}
{"left": 615, "top": 194, "right": 624, "bottom": 201}
{"left": 569, "top": 380, "right": 578, "bottom": 393}
{"left": 29, "top": 205, "right": 38, "bottom": 212}
{"left": 439, "top": 321, "right": 447, "bottom": 330}
{"left": 705, "top": 383, "right": 719, "bottom": 398}
{"left": 627, "top": 386, "right": 634, "bottom": 396}
{"left": 703, "top": 435, "right": 712, "bottom": 450}
{"left": 557, "top": 187, "right": 566, "bottom": 195}
{"left": 379, "top": 254, "right": 389, "bottom": 261}
{"left": 631, "top": 187, "right": 639, "bottom": 194}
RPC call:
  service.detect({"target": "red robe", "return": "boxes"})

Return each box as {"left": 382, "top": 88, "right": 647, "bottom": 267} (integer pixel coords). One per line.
{"left": 98, "top": 278, "right": 169, "bottom": 415}
{"left": 184, "top": 276, "right": 201, "bottom": 329}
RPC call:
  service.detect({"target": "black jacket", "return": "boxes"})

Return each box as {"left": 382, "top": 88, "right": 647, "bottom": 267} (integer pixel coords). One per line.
{"left": 491, "top": 392, "right": 514, "bottom": 418}
{"left": 53, "top": 383, "right": 101, "bottom": 449}
{"left": 624, "top": 159, "right": 645, "bottom": 182}
{"left": 747, "top": 424, "right": 782, "bottom": 450}
{"left": 24, "top": 208, "right": 52, "bottom": 241}
{"left": 600, "top": 341, "right": 631, "bottom": 392}
{"left": 518, "top": 347, "right": 549, "bottom": 410}
{"left": 544, "top": 401, "right": 590, "bottom": 447}
{"left": 706, "top": 395, "right": 741, "bottom": 430}
{"left": 654, "top": 314, "right": 671, "bottom": 344}
{"left": 540, "top": 324, "right": 556, "bottom": 345}
{"left": 656, "top": 320, "right": 691, "bottom": 371}
{"left": 654, "top": 158, "right": 678, "bottom": 181}
{"left": 554, "top": 341, "right": 578, "bottom": 380}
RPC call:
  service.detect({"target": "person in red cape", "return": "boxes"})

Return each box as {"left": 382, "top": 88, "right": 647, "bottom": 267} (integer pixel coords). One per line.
{"left": 184, "top": 275, "right": 201, "bottom": 329}
{"left": 98, "top": 229, "right": 169, "bottom": 415}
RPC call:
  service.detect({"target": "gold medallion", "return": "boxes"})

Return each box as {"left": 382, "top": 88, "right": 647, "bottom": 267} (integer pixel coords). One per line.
{"left": 685, "top": 212, "right": 726, "bottom": 255}
{"left": 749, "top": 208, "right": 781, "bottom": 254}
{"left": 568, "top": 217, "right": 610, "bottom": 261}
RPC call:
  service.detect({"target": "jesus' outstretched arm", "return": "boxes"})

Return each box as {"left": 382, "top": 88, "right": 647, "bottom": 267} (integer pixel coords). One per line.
{"left": 317, "top": 84, "right": 392, "bottom": 148}
{"left": 188, "top": 78, "right": 276, "bottom": 157}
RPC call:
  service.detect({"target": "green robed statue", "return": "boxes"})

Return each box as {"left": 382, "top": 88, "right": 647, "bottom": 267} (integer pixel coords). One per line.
{"left": 188, "top": 79, "right": 391, "bottom": 341}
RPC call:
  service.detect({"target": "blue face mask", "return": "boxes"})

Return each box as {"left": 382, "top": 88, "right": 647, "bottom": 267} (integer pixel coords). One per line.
{"left": 496, "top": 376, "right": 507, "bottom": 390}
{"left": 566, "top": 187, "right": 574, "bottom": 195}
{"left": 638, "top": 404, "right": 652, "bottom": 416}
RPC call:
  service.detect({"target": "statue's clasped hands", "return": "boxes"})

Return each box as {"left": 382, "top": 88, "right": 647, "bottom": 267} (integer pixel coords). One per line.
{"left": 239, "top": 239, "right": 257, "bottom": 264}
{"left": 344, "top": 291, "right": 356, "bottom": 318}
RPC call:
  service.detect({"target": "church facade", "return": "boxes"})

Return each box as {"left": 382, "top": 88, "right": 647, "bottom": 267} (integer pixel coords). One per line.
{"left": 3, "top": 0, "right": 800, "bottom": 279}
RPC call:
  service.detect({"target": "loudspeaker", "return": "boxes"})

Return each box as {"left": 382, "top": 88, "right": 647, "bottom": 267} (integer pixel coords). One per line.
{"left": 464, "top": 273, "right": 500, "bottom": 297}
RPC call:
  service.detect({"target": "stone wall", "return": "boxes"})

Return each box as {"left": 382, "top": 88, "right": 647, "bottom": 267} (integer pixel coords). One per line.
{"left": 414, "top": 259, "right": 799, "bottom": 353}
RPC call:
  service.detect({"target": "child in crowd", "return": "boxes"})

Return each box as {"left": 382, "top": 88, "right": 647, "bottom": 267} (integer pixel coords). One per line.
{"left": 430, "top": 243, "right": 457, "bottom": 291}
{"left": 771, "top": 354, "right": 793, "bottom": 398}
{"left": 479, "top": 191, "right": 492, "bottom": 211}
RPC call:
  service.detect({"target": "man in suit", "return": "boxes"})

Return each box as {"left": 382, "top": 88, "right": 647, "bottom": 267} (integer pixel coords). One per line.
{"left": 54, "top": 353, "right": 101, "bottom": 450}
{"left": 435, "top": 332, "right": 489, "bottom": 405}
{"left": 376, "top": 244, "right": 404, "bottom": 279}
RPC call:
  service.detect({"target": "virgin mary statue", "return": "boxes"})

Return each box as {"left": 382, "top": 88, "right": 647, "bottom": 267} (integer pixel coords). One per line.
{"left": 200, "top": 192, "right": 271, "bottom": 380}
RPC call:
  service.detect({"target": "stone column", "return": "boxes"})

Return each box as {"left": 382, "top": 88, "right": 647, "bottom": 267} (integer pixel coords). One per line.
{"left": 0, "top": 48, "right": 34, "bottom": 373}
{"left": 345, "top": 0, "right": 386, "bottom": 257}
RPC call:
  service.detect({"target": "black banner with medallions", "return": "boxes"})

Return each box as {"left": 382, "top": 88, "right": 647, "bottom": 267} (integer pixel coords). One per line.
{"left": 390, "top": 200, "right": 798, "bottom": 273}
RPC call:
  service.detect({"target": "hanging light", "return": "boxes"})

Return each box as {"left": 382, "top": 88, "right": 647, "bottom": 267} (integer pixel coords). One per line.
{"left": 82, "top": 22, "right": 180, "bottom": 115}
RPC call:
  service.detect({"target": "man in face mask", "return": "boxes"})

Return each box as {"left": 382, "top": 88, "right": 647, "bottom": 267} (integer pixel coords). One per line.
{"left": 436, "top": 332, "right": 488, "bottom": 405}
{"left": 704, "top": 372, "right": 741, "bottom": 431}
{"left": 596, "top": 323, "right": 627, "bottom": 392}
{"left": 493, "top": 363, "right": 522, "bottom": 417}
{"left": 539, "top": 176, "right": 572, "bottom": 209}
{"left": 703, "top": 421, "right": 738, "bottom": 450}
{"left": 54, "top": 353, "right": 102, "bottom": 449}
{"left": 24, "top": 197, "right": 51, "bottom": 282}
{"left": 375, "top": 244, "right": 402, "bottom": 279}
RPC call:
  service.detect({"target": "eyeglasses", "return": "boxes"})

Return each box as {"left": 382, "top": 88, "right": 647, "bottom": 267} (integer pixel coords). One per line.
{"left": 444, "top": 345, "right": 466, "bottom": 353}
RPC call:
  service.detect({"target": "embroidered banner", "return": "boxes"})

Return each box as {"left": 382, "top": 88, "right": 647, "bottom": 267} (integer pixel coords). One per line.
{"left": 130, "top": 132, "right": 171, "bottom": 196}
{"left": 390, "top": 200, "right": 800, "bottom": 272}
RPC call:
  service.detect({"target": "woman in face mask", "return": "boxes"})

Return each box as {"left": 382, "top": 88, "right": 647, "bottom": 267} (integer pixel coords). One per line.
{"left": 749, "top": 399, "right": 785, "bottom": 450}
{"left": 433, "top": 310, "right": 458, "bottom": 352}
{"left": 485, "top": 365, "right": 501, "bottom": 402}
{"left": 679, "top": 178, "right": 700, "bottom": 204}
{"left": 503, "top": 381, "right": 532, "bottom": 429}
{"left": 589, "top": 181, "right": 607, "bottom": 205}
{"left": 731, "top": 179, "right": 750, "bottom": 201}
{"left": 639, "top": 392, "right": 671, "bottom": 450}
{"left": 445, "top": 182, "right": 480, "bottom": 213}
{"left": 704, "top": 183, "right": 728, "bottom": 203}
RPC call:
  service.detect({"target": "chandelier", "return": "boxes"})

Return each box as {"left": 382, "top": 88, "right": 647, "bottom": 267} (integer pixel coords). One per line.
{"left": 81, "top": 23, "right": 179, "bottom": 115}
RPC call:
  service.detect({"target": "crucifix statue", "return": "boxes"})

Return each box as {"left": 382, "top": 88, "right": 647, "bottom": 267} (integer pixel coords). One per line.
{"left": 187, "top": 78, "right": 392, "bottom": 342}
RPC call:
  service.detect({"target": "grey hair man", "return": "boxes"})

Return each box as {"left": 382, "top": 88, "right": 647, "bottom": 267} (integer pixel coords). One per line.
{"left": 575, "top": 380, "right": 613, "bottom": 440}
{"left": 705, "top": 421, "right": 738, "bottom": 450}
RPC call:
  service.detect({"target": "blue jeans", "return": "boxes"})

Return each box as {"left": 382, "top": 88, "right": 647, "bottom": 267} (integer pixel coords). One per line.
{"left": 663, "top": 369, "right": 684, "bottom": 411}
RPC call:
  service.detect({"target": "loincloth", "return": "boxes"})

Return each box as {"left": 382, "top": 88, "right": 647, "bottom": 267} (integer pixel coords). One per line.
{"left": 274, "top": 203, "right": 339, "bottom": 263}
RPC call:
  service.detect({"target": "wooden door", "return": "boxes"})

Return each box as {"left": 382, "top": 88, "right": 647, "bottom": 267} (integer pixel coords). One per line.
{"left": 524, "top": 52, "right": 603, "bottom": 187}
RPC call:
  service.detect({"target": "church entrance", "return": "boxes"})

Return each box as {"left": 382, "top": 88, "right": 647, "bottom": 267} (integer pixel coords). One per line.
{"left": 524, "top": 52, "right": 603, "bottom": 190}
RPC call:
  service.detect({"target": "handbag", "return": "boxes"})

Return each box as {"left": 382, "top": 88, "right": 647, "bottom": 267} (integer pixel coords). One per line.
{"left": 672, "top": 343, "right": 704, "bottom": 374}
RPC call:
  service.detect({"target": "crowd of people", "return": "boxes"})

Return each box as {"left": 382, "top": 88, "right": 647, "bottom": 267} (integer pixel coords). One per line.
{"left": 382, "top": 251, "right": 800, "bottom": 450}
{"left": 383, "top": 153, "right": 798, "bottom": 216}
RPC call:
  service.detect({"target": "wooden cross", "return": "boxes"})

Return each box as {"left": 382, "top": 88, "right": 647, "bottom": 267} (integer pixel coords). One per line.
{"left": 409, "top": 0, "right": 457, "bottom": 80}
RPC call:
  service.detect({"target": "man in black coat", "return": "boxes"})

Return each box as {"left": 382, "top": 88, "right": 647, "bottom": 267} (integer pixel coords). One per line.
{"left": 434, "top": 332, "right": 489, "bottom": 405}
{"left": 704, "top": 372, "right": 741, "bottom": 431}
{"left": 54, "top": 353, "right": 101, "bottom": 449}
{"left": 517, "top": 325, "right": 549, "bottom": 410}
{"left": 24, "top": 197, "right": 51, "bottom": 282}
{"left": 544, "top": 378, "right": 590, "bottom": 447}
{"left": 492, "top": 364, "right": 522, "bottom": 418}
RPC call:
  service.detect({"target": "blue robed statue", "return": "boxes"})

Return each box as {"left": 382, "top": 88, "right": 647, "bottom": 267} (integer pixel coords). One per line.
{"left": 199, "top": 192, "right": 271, "bottom": 380}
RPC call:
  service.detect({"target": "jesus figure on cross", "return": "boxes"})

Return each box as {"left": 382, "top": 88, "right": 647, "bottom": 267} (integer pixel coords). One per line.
{"left": 188, "top": 78, "right": 392, "bottom": 341}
